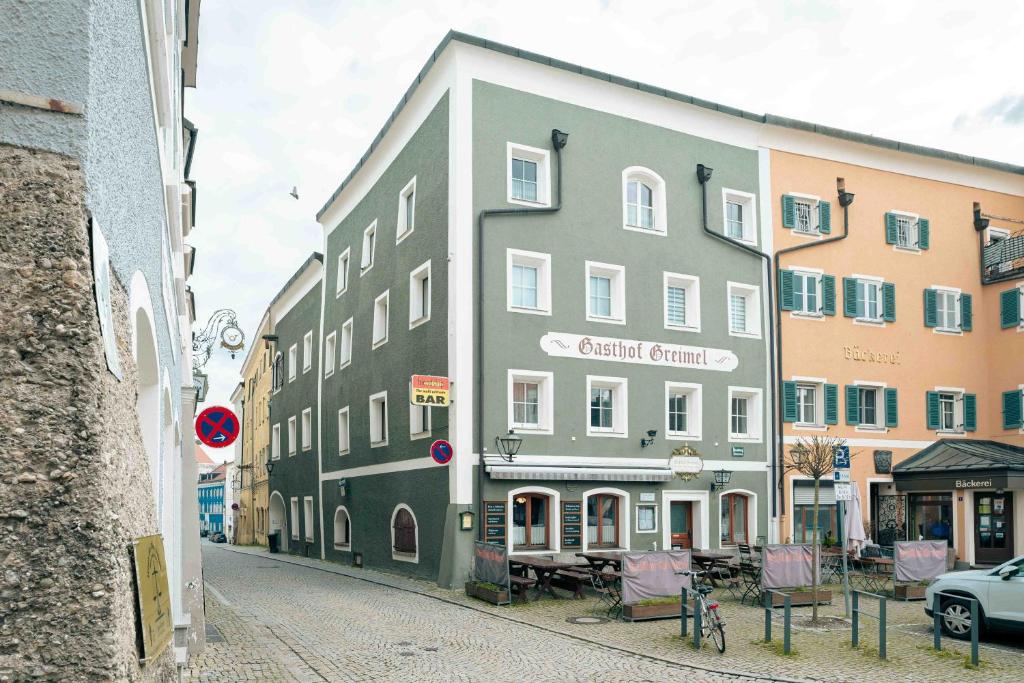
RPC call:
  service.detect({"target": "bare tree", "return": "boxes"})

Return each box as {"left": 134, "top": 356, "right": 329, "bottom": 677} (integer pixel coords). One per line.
{"left": 784, "top": 435, "right": 849, "bottom": 623}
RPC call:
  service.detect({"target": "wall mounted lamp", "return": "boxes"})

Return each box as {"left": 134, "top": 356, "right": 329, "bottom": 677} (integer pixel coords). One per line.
{"left": 640, "top": 429, "right": 657, "bottom": 448}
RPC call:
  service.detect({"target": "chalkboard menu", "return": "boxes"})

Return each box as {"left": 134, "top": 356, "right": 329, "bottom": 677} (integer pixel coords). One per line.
{"left": 484, "top": 501, "right": 506, "bottom": 546}
{"left": 562, "top": 501, "right": 582, "bottom": 548}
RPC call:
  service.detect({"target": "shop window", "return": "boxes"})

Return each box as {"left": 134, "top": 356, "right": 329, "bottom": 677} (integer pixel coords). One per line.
{"left": 391, "top": 505, "right": 418, "bottom": 561}
{"left": 512, "top": 493, "right": 550, "bottom": 550}
{"left": 792, "top": 481, "right": 839, "bottom": 545}
{"left": 586, "top": 494, "right": 621, "bottom": 548}
{"left": 908, "top": 494, "right": 952, "bottom": 547}
{"left": 720, "top": 492, "right": 750, "bottom": 545}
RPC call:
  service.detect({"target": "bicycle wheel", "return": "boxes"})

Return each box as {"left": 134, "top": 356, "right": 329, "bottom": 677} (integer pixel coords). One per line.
{"left": 707, "top": 608, "right": 725, "bottom": 653}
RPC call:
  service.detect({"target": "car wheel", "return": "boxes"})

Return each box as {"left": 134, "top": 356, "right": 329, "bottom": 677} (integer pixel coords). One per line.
{"left": 940, "top": 598, "right": 979, "bottom": 640}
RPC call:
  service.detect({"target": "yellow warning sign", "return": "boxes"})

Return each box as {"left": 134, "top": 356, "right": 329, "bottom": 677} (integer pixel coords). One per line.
{"left": 132, "top": 534, "right": 173, "bottom": 663}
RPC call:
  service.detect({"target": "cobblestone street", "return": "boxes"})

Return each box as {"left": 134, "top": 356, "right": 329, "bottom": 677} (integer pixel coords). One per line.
{"left": 189, "top": 543, "right": 1022, "bottom": 682}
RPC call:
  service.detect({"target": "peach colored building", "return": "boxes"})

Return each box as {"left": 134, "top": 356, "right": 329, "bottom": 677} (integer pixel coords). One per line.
{"left": 769, "top": 146, "right": 1024, "bottom": 567}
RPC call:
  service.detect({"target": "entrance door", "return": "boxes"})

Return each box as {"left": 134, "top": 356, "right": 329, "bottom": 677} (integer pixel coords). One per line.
{"left": 976, "top": 492, "right": 1014, "bottom": 565}
{"left": 670, "top": 501, "right": 693, "bottom": 549}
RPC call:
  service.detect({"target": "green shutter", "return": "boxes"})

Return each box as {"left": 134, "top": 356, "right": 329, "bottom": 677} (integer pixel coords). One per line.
{"left": 821, "top": 275, "right": 836, "bottom": 316}
{"left": 1001, "top": 289, "right": 1021, "bottom": 328}
{"left": 963, "top": 393, "right": 977, "bottom": 432}
{"left": 925, "top": 391, "right": 940, "bottom": 430}
{"left": 782, "top": 381, "right": 798, "bottom": 423}
{"left": 960, "top": 293, "right": 972, "bottom": 332}
{"left": 918, "top": 218, "right": 930, "bottom": 249}
{"left": 819, "top": 200, "right": 831, "bottom": 234}
{"left": 845, "top": 385, "right": 859, "bottom": 425}
{"left": 884, "top": 388, "right": 898, "bottom": 428}
{"left": 882, "top": 283, "right": 896, "bottom": 322}
{"left": 779, "top": 270, "right": 795, "bottom": 311}
{"left": 824, "top": 384, "right": 839, "bottom": 425}
{"left": 782, "top": 195, "right": 796, "bottom": 229}
{"left": 1003, "top": 390, "right": 1024, "bottom": 430}
{"left": 843, "top": 277, "right": 858, "bottom": 318}
{"left": 923, "top": 289, "right": 938, "bottom": 328}
{"left": 884, "top": 213, "right": 898, "bottom": 244}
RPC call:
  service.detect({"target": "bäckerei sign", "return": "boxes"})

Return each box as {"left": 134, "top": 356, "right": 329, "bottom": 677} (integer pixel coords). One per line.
{"left": 540, "top": 332, "right": 738, "bottom": 372}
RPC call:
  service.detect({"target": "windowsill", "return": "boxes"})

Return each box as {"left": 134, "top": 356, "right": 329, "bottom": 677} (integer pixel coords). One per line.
{"left": 509, "top": 548, "right": 555, "bottom": 556}
{"left": 303, "top": 366, "right": 311, "bottom": 374}
{"left": 793, "top": 424, "right": 827, "bottom": 431}
{"left": 370, "top": 440, "right": 389, "bottom": 448}
{"left": 665, "top": 323, "right": 701, "bottom": 333}
{"left": 935, "top": 430, "right": 967, "bottom": 437}
{"left": 791, "top": 229, "right": 822, "bottom": 240}
{"left": 396, "top": 228, "right": 413, "bottom": 245}
{"left": 324, "top": 370, "right": 334, "bottom": 379}
{"left": 338, "top": 450, "right": 350, "bottom": 456}
{"left": 360, "top": 265, "right": 373, "bottom": 277}
{"left": 666, "top": 432, "right": 702, "bottom": 441}
{"left": 726, "top": 233, "right": 758, "bottom": 247}
{"left": 339, "top": 360, "right": 351, "bottom": 370}
{"left": 392, "top": 551, "right": 418, "bottom": 564}
{"left": 588, "top": 429, "right": 628, "bottom": 439}
{"left": 853, "top": 318, "right": 886, "bottom": 327}
{"left": 336, "top": 288, "right": 348, "bottom": 298}
{"left": 410, "top": 431, "right": 432, "bottom": 441}
{"left": 508, "top": 305, "right": 551, "bottom": 316}
{"left": 511, "top": 424, "right": 553, "bottom": 435}
{"left": 854, "top": 425, "right": 887, "bottom": 433}
{"left": 586, "top": 314, "right": 626, "bottom": 325}
{"left": 729, "top": 434, "right": 762, "bottom": 443}
{"left": 271, "top": 455, "right": 281, "bottom": 461}
{"left": 334, "top": 544, "right": 351, "bottom": 551}
{"left": 893, "top": 245, "right": 922, "bottom": 255}
{"left": 933, "top": 327, "right": 963, "bottom": 336}
{"left": 791, "top": 311, "right": 825, "bottom": 321}
{"left": 728, "top": 329, "right": 762, "bottom": 339}
{"left": 304, "top": 537, "right": 314, "bottom": 543}
{"left": 623, "top": 224, "right": 667, "bottom": 236}
{"left": 302, "top": 446, "right": 312, "bottom": 452}
{"left": 289, "top": 376, "right": 296, "bottom": 383}
{"left": 371, "top": 338, "right": 388, "bottom": 349}
{"left": 288, "top": 451, "right": 296, "bottom": 457}
{"left": 409, "top": 315, "right": 430, "bottom": 330}
{"left": 507, "top": 196, "right": 550, "bottom": 209}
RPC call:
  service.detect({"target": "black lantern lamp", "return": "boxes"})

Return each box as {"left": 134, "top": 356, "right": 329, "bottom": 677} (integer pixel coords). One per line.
{"left": 494, "top": 430, "right": 523, "bottom": 463}
{"left": 265, "top": 461, "right": 275, "bottom": 476}
{"left": 710, "top": 469, "right": 732, "bottom": 492}
{"left": 640, "top": 429, "right": 657, "bottom": 448}
{"left": 459, "top": 510, "right": 475, "bottom": 531}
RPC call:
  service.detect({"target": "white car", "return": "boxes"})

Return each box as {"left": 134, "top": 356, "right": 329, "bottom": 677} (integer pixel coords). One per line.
{"left": 925, "top": 555, "right": 1024, "bottom": 639}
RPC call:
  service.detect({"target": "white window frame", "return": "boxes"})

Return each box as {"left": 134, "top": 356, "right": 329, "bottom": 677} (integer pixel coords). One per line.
{"left": 390, "top": 503, "right": 419, "bottom": 563}
{"left": 302, "top": 331, "right": 312, "bottom": 373}
{"left": 581, "top": 487, "right": 631, "bottom": 551}
{"left": 621, "top": 166, "right": 667, "bottom": 236}
{"left": 372, "top": 290, "right": 389, "bottom": 348}
{"left": 290, "top": 497, "right": 299, "bottom": 540}
{"left": 890, "top": 210, "right": 921, "bottom": 252}
{"left": 792, "top": 377, "right": 825, "bottom": 429}
{"left": 506, "top": 249, "right": 552, "bottom": 315}
{"left": 663, "top": 272, "right": 701, "bottom": 332}
{"left": 727, "top": 386, "right": 763, "bottom": 443}
{"left": 635, "top": 504, "right": 659, "bottom": 534}
{"left": 789, "top": 192, "right": 821, "bottom": 237}
{"left": 360, "top": 220, "right": 377, "bottom": 274}
{"left": 333, "top": 506, "right": 351, "bottom": 550}
{"left": 303, "top": 497, "right": 314, "bottom": 542}
{"left": 931, "top": 285, "right": 962, "bottom": 334}
{"left": 791, "top": 267, "right": 824, "bottom": 318}
{"left": 507, "top": 142, "right": 551, "bottom": 207}
{"left": 287, "top": 416, "right": 297, "bottom": 455}
{"left": 507, "top": 485, "right": 561, "bottom": 555}
{"left": 396, "top": 176, "right": 416, "bottom": 244}
{"left": 301, "top": 407, "right": 312, "bottom": 451}
{"left": 722, "top": 188, "right": 757, "bottom": 245}
{"left": 727, "top": 282, "right": 762, "bottom": 339}
{"left": 409, "top": 401, "right": 431, "bottom": 440}
{"left": 271, "top": 423, "right": 281, "bottom": 460}
{"left": 507, "top": 369, "right": 554, "bottom": 435}
{"left": 664, "top": 381, "right": 702, "bottom": 441}
{"left": 337, "top": 406, "right": 350, "bottom": 455}
{"left": 718, "top": 488, "right": 758, "bottom": 547}
{"left": 852, "top": 380, "right": 887, "bottom": 432}
{"left": 324, "top": 331, "right": 337, "bottom": 378}
{"left": 586, "top": 375, "right": 628, "bottom": 438}
{"left": 369, "top": 390, "right": 388, "bottom": 447}
{"left": 987, "top": 227, "right": 1012, "bottom": 274}
{"left": 336, "top": 247, "right": 350, "bottom": 297}
{"left": 408, "top": 260, "right": 431, "bottom": 328}
{"left": 339, "top": 318, "right": 353, "bottom": 369}
{"left": 288, "top": 344, "right": 297, "bottom": 381}
{"left": 934, "top": 386, "right": 966, "bottom": 434}
{"left": 585, "top": 261, "right": 626, "bottom": 325}
{"left": 852, "top": 274, "right": 885, "bottom": 325}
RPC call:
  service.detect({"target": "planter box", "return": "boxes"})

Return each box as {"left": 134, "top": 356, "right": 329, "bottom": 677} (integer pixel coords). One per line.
{"left": 768, "top": 589, "right": 832, "bottom": 607}
{"left": 622, "top": 597, "right": 696, "bottom": 622}
{"left": 465, "top": 581, "right": 510, "bottom": 605}
{"left": 895, "top": 584, "right": 928, "bottom": 600}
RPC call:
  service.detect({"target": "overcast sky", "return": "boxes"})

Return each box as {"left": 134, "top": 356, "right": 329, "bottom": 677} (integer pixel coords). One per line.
{"left": 184, "top": 0, "right": 1023, "bottom": 462}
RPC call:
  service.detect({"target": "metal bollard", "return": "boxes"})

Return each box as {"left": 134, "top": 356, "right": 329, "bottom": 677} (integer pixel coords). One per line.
{"left": 879, "top": 596, "right": 887, "bottom": 660}
{"left": 680, "top": 586, "right": 688, "bottom": 638}
{"left": 693, "top": 599, "right": 702, "bottom": 649}
{"left": 783, "top": 594, "right": 791, "bottom": 655}
{"left": 970, "top": 600, "right": 979, "bottom": 667}
{"left": 852, "top": 591, "right": 860, "bottom": 648}
{"left": 764, "top": 591, "right": 772, "bottom": 642}
{"left": 933, "top": 593, "right": 942, "bottom": 651}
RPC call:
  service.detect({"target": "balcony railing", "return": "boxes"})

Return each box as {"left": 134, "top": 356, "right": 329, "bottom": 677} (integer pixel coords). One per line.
{"left": 983, "top": 229, "right": 1024, "bottom": 281}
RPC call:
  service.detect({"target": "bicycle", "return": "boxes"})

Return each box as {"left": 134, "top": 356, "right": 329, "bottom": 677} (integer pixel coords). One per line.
{"left": 676, "top": 569, "right": 726, "bottom": 653}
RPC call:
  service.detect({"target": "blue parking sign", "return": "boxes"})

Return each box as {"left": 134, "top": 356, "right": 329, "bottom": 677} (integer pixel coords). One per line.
{"left": 833, "top": 445, "right": 850, "bottom": 469}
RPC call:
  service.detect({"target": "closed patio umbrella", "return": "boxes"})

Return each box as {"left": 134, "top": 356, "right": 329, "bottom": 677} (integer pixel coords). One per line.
{"left": 844, "top": 483, "right": 868, "bottom": 555}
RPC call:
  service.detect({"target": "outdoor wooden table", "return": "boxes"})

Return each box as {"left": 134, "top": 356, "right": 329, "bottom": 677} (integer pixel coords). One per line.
{"left": 509, "top": 557, "right": 579, "bottom": 600}
{"left": 691, "top": 551, "right": 734, "bottom": 587}
{"left": 575, "top": 551, "right": 625, "bottom": 572}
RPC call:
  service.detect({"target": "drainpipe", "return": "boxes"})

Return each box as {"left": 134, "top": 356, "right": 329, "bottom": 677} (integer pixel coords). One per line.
{"left": 475, "top": 129, "right": 569, "bottom": 541}
{"left": 772, "top": 178, "right": 854, "bottom": 523}
{"left": 696, "top": 164, "right": 777, "bottom": 517}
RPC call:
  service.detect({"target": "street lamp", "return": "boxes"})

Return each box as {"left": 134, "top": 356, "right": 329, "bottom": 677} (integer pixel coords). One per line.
{"left": 640, "top": 429, "right": 657, "bottom": 448}
{"left": 265, "top": 462, "right": 274, "bottom": 477}
{"left": 710, "top": 469, "right": 732, "bottom": 492}
{"left": 494, "top": 430, "right": 523, "bottom": 463}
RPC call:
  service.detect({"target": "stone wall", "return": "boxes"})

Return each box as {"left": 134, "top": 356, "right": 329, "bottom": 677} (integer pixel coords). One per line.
{"left": 0, "top": 144, "right": 174, "bottom": 681}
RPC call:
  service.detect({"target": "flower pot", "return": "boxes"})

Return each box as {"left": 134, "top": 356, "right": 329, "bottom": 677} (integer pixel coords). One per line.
{"left": 895, "top": 584, "right": 927, "bottom": 600}
{"left": 465, "top": 581, "right": 509, "bottom": 605}
{"left": 622, "top": 597, "right": 696, "bottom": 621}
{"left": 770, "top": 589, "right": 832, "bottom": 607}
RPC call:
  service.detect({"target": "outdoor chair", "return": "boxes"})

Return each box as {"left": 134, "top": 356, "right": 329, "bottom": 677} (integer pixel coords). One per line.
{"left": 713, "top": 559, "right": 742, "bottom": 599}
{"left": 737, "top": 543, "right": 753, "bottom": 564}
{"left": 738, "top": 561, "right": 762, "bottom": 605}
{"left": 594, "top": 571, "right": 622, "bottom": 618}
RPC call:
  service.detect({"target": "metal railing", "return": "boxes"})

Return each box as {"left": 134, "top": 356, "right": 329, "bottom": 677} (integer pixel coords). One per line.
{"left": 679, "top": 586, "right": 702, "bottom": 649}
{"left": 931, "top": 591, "right": 980, "bottom": 667}
{"left": 851, "top": 590, "right": 887, "bottom": 659}
{"left": 762, "top": 590, "right": 792, "bottom": 655}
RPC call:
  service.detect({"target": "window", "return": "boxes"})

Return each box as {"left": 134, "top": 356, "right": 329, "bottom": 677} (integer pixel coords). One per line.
{"left": 663, "top": 273, "right": 700, "bottom": 332}
{"left": 938, "top": 393, "right": 956, "bottom": 431}
{"left": 796, "top": 384, "right": 817, "bottom": 425}
{"left": 727, "top": 282, "right": 761, "bottom": 338}
{"left": 896, "top": 214, "right": 916, "bottom": 248}
{"left": 372, "top": 290, "right": 389, "bottom": 348}
{"left": 722, "top": 189, "right": 757, "bottom": 244}
{"left": 512, "top": 493, "right": 550, "bottom": 549}
{"left": 396, "top": 177, "right": 416, "bottom": 242}
{"left": 333, "top": 507, "right": 351, "bottom": 549}
{"left": 369, "top": 391, "right": 388, "bottom": 446}
{"left": 622, "top": 167, "right": 667, "bottom": 234}
{"left": 936, "top": 290, "right": 958, "bottom": 330}
{"left": 720, "top": 492, "right": 750, "bottom": 545}
{"left": 324, "top": 332, "right": 336, "bottom": 377}
{"left": 925, "top": 287, "right": 969, "bottom": 333}
{"left": 927, "top": 389, "right": 974, "bottom": 433}
{"left": 665, "top": 382, "right": 701, "bottom": 440}
{"left": 288, "top": 344, "right": 297, "bottom": 381}
{"left": 287, "top": 416, "right": 297, "bottom": 455}
{"left": 290, "top": 497, "right": 300, "bottom": 540}
{"left": 586, "top": 261, "right": 626, "bottom": 324}
{"left": 507, "top": 143, "right": 550, "bottom": 206}
{"left": 409, "top": 260, "right": 430, "bottom": 327}
{"left": 302, "top": 331, "right": 312, "bottom": 372}
{"left": 410, "top": 402, "right": 430, "bottom": 438}
{"left": 782, "top": 194, "right": 830, "bottom": 236}
{"left": 271, "top": 424, "right": 281, "bottom": 460}
{"left": 792, "top": 481, "right": 839, "bottom": 544}
{"left": 586, "top": 494, "right": 621, "bottom": 548}
{"left": 508, "top": 370, "right": 554, "bottom": 434}
{"left": 885, "top": 212, "right": 929, "bottom": 250}
{"left": 793, "top": 271, "right": 820, "bottom": 315}
{"left": 336, "top": 247, "right": 350, "bottom": 296}
{"left": 507, "top": 249, "right": 552, "bottom": 315}
{"left": 857, "top": 280, "right": 880, "bottom": 321}
{"left": 303, "top": 497, "right": 314, "bottom": 541}
{"left": 728, "top": 387, "right": 762, "bottom": 442}
{"left": 587, "top": 376, "right": 628, "bottom": 437}
{"left": 339, "top": 318, "right": 353, "bottom": 368}
{"left": 337, "top": 407, "right": 350, "bottom": 455}
{"left": 858, "top": 387, "right": 878, "bottom": 426}
{"left": 636, "top": 504, "right": 658, "bottom": 533}
{"left": 846, "top": 384, "right": 896, "bottom": 429}
{"left": 360, "top": 221, "right": 376, "bottom": 272}
{"left": 301, "top": 408, "right": 311, "bottom": 451}
{"left": 272, "top": 352, "right": 283, "bottom": 392}
{"left": 844, "top": 276, "right": 893, "bottom": 323}
{"left": 391, "top": 505, "right": 418, "bottom": 561}
{"left": 1001, "top": 287, "right": 1024, "bottom": 329}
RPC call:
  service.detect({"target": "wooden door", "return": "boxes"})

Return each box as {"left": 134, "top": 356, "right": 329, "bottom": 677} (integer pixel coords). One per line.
{"left": 976, "top": 492, "right": 1013, "bottom": 565}
{"left": 670, "top": 501, "right": 693, "bottom": 549}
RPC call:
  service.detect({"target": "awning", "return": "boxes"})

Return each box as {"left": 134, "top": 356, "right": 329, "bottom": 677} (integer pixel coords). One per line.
{"left": 893, "top": 439, "right": 1024, "bottom": 492}
{"left": 483, "top": 454, "right": 674, "bottom": 482}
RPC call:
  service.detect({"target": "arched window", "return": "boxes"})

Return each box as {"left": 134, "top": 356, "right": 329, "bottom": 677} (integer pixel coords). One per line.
{"left": 512, "top": 493, "right": 550, "bottom": 550}
{"left": 622, "top": 167, "right": 667, "bottom": 234}
{"left": 720, "top": 492, "right": 750, "bottom": 545}
{"left": 586, "top": 494, "right": 620, "bottom": 548}
{"left": 334, "top": 507, "right": 351, "bottom": 550}
{"left": 392, "top": 505, "right": 417, "bottom": 560}
{"left": 626, "top": 180, "right": 654, "bottom": 230}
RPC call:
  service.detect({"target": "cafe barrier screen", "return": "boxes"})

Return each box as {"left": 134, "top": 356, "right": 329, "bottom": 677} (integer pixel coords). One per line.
{"left": 473, "top": 541, "right": 510, "bottom": 588}
{"left": 761, "top": 545, "right": 814, "bottom": 589}
{"left": 894, "top": 540, "right": 947, "bottom": 582}
{"left": 621, "top": 550, "right": 692, "bottom": 605}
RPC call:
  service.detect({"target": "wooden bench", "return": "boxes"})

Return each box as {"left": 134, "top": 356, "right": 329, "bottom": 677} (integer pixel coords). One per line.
{"left": 551, "top": 569, "right": 591, "bottom": 599}
{"left": 509, "top": 574, "right": 537, "bottom": 603}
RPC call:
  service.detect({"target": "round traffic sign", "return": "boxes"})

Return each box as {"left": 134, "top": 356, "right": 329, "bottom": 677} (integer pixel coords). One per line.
{"left": 429, "top": 439, "right": 454, "bottom": 465}
{"left": 195, "top": 406, "right": 240, "bottom": 448}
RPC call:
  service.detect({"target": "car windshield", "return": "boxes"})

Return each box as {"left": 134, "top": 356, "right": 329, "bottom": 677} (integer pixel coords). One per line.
{"left": 989, "top": 555, "right": 1024, "bottom": 575}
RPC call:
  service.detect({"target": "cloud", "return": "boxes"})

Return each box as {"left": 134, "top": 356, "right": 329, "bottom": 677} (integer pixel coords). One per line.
{"left": 955, "top": 94, "right": 1024, "bottom": 129}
